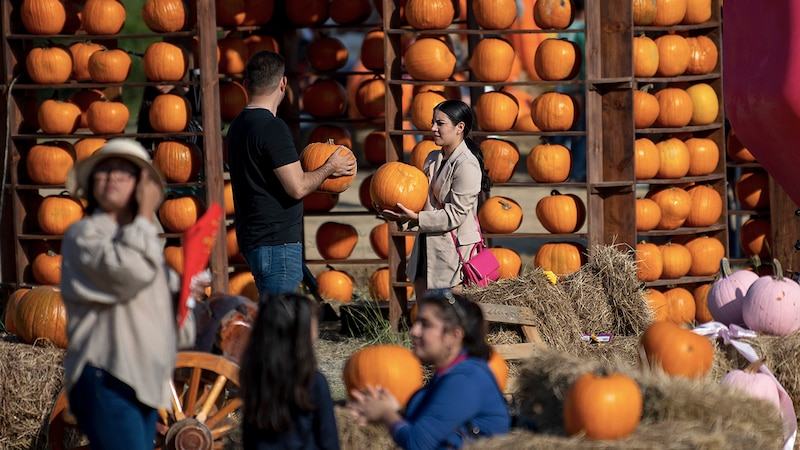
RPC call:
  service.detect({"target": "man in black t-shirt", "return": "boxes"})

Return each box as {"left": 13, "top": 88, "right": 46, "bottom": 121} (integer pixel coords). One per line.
{"left": 227, "top": 51, "right": 356, "bottom": 295}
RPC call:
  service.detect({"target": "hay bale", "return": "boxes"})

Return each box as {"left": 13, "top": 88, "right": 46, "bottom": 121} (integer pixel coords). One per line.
{"left": 465, "top": 270, "right": 585, "bottom": 354}
{"left": 0, "top": 333, "right": 65, "bottom": 450}
{"left": 504, "top": 348, "right": 784, "bottom": 449}
{"left": 334, "top": 404, "right": 398, "bottom": 449}
{"left": 560, "top": 243, "right": 653, "bottom": 337}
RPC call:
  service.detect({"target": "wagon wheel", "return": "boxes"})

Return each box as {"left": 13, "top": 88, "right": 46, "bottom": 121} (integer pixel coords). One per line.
{"left": 49, "top": 352, "right": 242, "bottom": 450}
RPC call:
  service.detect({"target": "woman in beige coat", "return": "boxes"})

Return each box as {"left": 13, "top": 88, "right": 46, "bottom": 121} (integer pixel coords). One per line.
{"left": 379, "top": 100, "right": 491, "bottom": 295}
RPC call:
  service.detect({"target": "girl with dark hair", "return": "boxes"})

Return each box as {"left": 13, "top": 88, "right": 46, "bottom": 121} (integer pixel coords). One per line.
{"left": 378, "top": 99, "right": 491, "bottom": 295}
{"left": 239, "top": 293, "right": 340, "bottom": 450}
{"left": 347, "top": 291, "right": 510, "bottom": 449}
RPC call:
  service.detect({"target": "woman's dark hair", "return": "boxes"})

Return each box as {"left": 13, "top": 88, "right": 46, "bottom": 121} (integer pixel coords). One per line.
{"left": 83, "top": 166, "right": 140, "bottom": 215}
{"left": 419, "top": 290, "right": 491, "bottom": 360}
{"left": 239, "top": 293, "right": 319, "bottom": 432}
{"left": 433, "top": 100, "right": 493, "bottom": 193}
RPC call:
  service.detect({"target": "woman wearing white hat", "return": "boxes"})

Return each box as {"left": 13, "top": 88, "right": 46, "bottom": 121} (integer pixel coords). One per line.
{"left": 60, "top": 138, "right": 194, "bottom": 449}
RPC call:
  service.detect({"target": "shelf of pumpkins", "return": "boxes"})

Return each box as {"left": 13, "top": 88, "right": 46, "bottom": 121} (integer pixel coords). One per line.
{"left": 631, "top": 0, "right": 732, "bottom": 327}
{"left": 1, "top": 0, "right": 226, "bottom": 290}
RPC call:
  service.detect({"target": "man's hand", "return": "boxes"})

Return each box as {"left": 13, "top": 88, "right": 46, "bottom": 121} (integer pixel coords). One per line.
{"left": 325, "top": 146, "right": 357, "bottom": 177}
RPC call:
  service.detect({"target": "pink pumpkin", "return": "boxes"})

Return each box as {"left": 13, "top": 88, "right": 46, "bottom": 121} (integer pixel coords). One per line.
{"left": 721, "top": 360, "right": 781, "bottom": 411}
{"left": 742, "top": 259, "right": 800, "bottom": 335}
{"left": 707, "top": 257, "right": 759, "bottom": 326}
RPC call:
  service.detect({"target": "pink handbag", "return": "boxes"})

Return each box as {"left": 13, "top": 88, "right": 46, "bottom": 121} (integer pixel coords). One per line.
{"left": 451, "top": 218, "right": 500, "bottom": 287}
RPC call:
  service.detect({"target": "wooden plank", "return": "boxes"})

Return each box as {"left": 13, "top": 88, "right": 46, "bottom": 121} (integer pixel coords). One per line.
{"left": 492, "top": 343, "right": 539, "bottom": 361}
{"left": 521, "top": 325, "right": 544, "bottom": 345}
{"left": 479, "top": 303, "right": 538, "bottom": 327}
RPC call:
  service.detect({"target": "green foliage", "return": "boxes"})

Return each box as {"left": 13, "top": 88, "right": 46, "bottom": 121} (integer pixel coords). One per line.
{"left": 344, "top": 295, "right": 411, "bottom": 348}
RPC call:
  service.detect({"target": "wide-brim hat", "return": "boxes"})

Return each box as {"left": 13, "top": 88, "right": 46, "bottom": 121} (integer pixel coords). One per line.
{"left": 66, "top": 138, "right": 165, "bottom": 199}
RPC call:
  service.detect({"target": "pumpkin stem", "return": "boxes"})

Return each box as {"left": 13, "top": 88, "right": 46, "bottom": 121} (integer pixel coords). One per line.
{"left": 744, "top": 358, "right": 766, "bottom": 374}
{"left": 771, "top": 258, "right": 784, "bottom": 281}
{"left": 498, "top": 199, "right": 512, "bottom": 211}
{"left": 750, "top": 254, "right": 763, "bottom": 272}
{"left": 640, "top": 83, "right": 654, "bottom": 93}
{"left": 720, "top": 257, "right": 732, "bottom": 278}
{"left": 550, "top": 189, "right": 561, "bottom": 196}
{"left": 326, "top": 138, "right": 335, "bottom": 145}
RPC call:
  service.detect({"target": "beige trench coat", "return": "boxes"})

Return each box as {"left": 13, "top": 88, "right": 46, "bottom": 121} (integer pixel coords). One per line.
{"left": 406, "top": 141, "right": 483, "bottom": 289}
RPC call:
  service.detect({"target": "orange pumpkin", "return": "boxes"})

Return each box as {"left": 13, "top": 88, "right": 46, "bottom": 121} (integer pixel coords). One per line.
{"left": 531, "top": 92, "right": 577, "bottom": 131}
{"left": 534, "top": 38, "right": 581, "bottom": 81}
{"left": 686, "top": 82, "right": 719, "bottom": 125}
{"left": 307, "top": 36, "right": 349, "bottom": 72}
{"left": 300, "top": 140, "right": 357, "bottom": 193}
{"left": 215, "top": 0, "right": 245, "bottom": 26}
{"left": 693, "top": 283, "right": 715, "bottom": 323}
{"left": 408, "top": 139, "right": 439, "bottom": 170}
{"left": 533, "top": 0, "right": 574, "bottom": 29}
{"left": 665, "top": 286, "right": 696, "bottom": 325}
{"left": 153, "top": 140, "right": 202, "bottom": 183}
{"left": 218, "top": 80, "right": 249, "bottom": 122}
{"left": 15, "top": 286, "right": 68, "bottom": 348}
{"left": 646, "top": 186, "right": 691, "bottom": 230}
{"left": 81, "top": 0, "right": 126, "bottom": 34}
{"left": 243, "top": 34, "right": 280, "bottom": 55}
{"left": 149, "top": 93, "right": 191, "bottom": 133}
{"left": 141, "top": 0, "right": 187, "bottom": 32}
{"left": 653, "top": 88, "right": 693, "bottom": 128}
{"left": 368, "top": 267, "right": 413, "bottom": 301}
{"left": 655, "top": 137, "right": 690, "bottom": 179}
{"left": 164, "top": 244, "right": 184, "bottom": 275}
{"left": 476, "top": 91, "right": 519, "bottom": 132}
{"left": 405, "top": 0, "right": 454, "bottom": 29}
{"left": 480, "top": 138, "right": 519, "bottom": 183}
{"left": 410, "top": 90, "right": 447, "bottom": 131}
{"left": 685, "top": 35, "right": 718, "bottom": 75}
{"left": 526, "top": 140, "right": 571, "bottom": 182}
{"left": 38, "top": 99, "right": 81, "bottom": 135}
{"left": 735, "top": 170, "right": 770, "bottom": 210}
{"left": 727, "top": 128, "right": 757, "bottom": 163}
{"left": 633, "top": 35, "right": 659, "bottom": 77}
{"left": 652, "top": 0, "right": 689, "bottom": 26}
{"left": 563, "top": 371, "right": 643, "bottom": 440}
{"left": 21, "top": 0, "right": 67, "bottom": 34}
{"left": 360, "top": 29, "right": 385, "bottom": 71}
{"left": 472, "top": 0, "right": 517, "bottom": 29}
{"left": 69, "top": 42, "right": 104, "bottom": 81}
{"left": 404, "top": 37, "right": 457, "bottom": 81}
{"left": 32, "top": 250, "right": 62, "bottom": 285}
{"left": 86, "top": 99, "right": 130, "bottom": 134}
{"left": 471, "top": 38, "right": 516, "bottom": 83}
{"left": 634, "top": 137, "right": 660, "bottom": 179}
{"left": 640, "top": 320, "right": 714, "bottom": 379}
{"left": 343, "top": 344, "right": 423, "bottom": 407}
{"left": 635, "top": 198, "right": 662, "bottom": 232}
{"left": 68, "top": 89, "right": 104, "bottom": 129}
{"left": 489, "top": 247, "right": 522, "bottom": 278}
{"left": 88, "top": 48, "right": 132, "bottom": 83}
{"left": 158, "top": 195, "right": 205, "bottom": 233}
{"left": 636, "top": 242, "right": 663, "bottom": 282}
{"left": 370, "top": 222, "right": 414, "bottom": 259}
{"left": 684, "top": 137, "right": 719, "bottom": 176}
{"left": 26, "top": 141, "right": 75, "bottom": 185}
{"left": 685, "top": 184, "right": 723, "bottom": 227}
{"left": 533, "top": 242, "right": 586, "bottom": 276}
{"left": 633, "top": 0, "right": 658, "bottom": 25}
{"left": 4, "top": 288, "right": 30, "bottom": 335}
{"left": 644, "top": 288, "right": 670, "bottom": 321}
{"left": 228, "top": 271, "right": 258, "bottom": 301}
{"left": 370, "top": 162, "right": 429, "bottom": 213}
{"left": 303, "top": 79, "right": 348, "bottom": 118}
{"left": 684, "top": 235, "right": 725, "bottom": 277}
{"left": 316, "top": 222, "right": 358, "bottom": 260}
{"left": 355, "top": 77, "right": 387, "bottom": 119}
{"left": 217, "top": 37, "right": 249, "bottom": 74}
{"left": 329, "top": 0, "right": 371, "bottom": 24}
{"left": 739, "top": 217, "right": 772, "bottom": 258}
{"left": 682, "top": 0, "right": 712, "bottom": 24}
{"left": 143, "top": 41, "right": 187, "bottom": 82}
{"left": 655, "top": 34, "right": 690, "bottom": 77}
{"left": 658, "top": 242, "right": 692, "bottom": 280}
{"left": 73, "top": 137, "right": 106, "bottom": 161}
{"left": 303, "top": 192, "right": 339, "bottom": 213}
{"left": 38, "top": 194, "right": 83, "bottom": 235}
{"left": 633, "top": 86, "right": 660, "bottom": 129}
{"left": 479, "top": 196, "right": 523, "bottom": 234}
{"left": 27, "top": 46, "right": 73, "bottom": 85}
{"left": 317, "top": 269, "right": 354, "bottom": 302}
{"left": 536, "top": 190, "right": 586, "bottom": 234}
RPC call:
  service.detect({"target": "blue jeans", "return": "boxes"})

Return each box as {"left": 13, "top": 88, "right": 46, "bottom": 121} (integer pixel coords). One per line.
{"left": 242, "top": 243, "right": 304, "bottom": 296}
{"left": 68, "top": 366, "right": 158, "bottom": 450}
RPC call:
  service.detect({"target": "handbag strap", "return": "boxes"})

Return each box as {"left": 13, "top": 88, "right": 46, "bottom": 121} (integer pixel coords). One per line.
{"left": 450, "top": 215, "right": 483, "bottom": 264}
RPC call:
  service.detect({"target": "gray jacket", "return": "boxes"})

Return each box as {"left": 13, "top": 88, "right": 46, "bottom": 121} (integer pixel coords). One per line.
{"left": 406, "top": 141, "right": 483, "bottom": 289}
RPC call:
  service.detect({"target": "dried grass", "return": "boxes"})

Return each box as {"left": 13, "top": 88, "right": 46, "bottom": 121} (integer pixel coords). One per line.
{"left": 334, "top": 404, "right": 398, "bottom": 449}
{"left": 496, "top": 348, "right": 784, "bottom": 449}
{"left": 0, "top": 333, "right": 65, "bottom": 450}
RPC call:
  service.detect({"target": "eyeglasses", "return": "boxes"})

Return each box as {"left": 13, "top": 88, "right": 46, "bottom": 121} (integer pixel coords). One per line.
{"left": 93, "top": 165, "right": 139, "bottom": 180}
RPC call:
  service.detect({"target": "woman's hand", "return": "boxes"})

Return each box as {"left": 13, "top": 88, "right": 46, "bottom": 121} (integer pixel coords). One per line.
{"left": 346, "top": 385, "right": 401, "bottom": 426}
{"left": 136, "top": 170, "right": 164, "bottom": 221}
{"left": 378, "top": 202, "right": 418, "bottom": 224}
